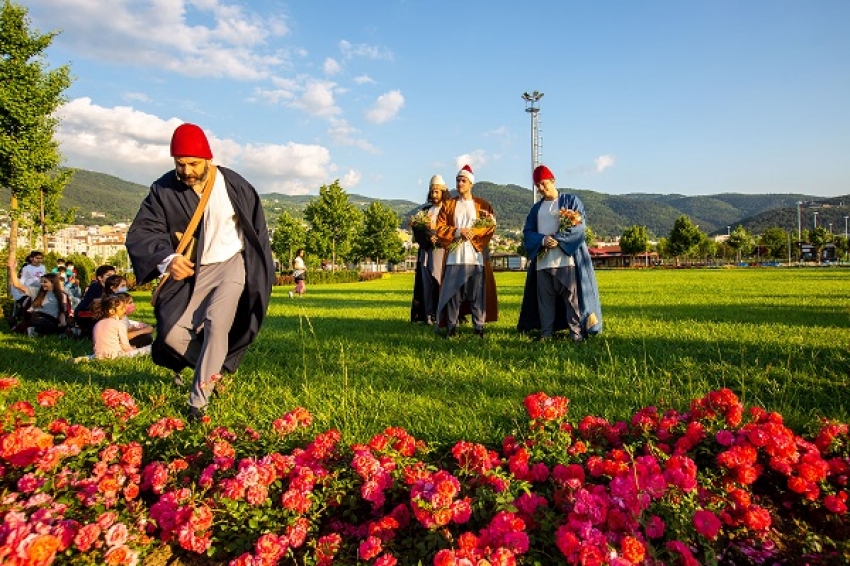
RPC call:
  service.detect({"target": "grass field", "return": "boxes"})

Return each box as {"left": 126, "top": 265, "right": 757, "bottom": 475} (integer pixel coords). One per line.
{"left": 1, "top": 268, "right": 848, "bottom": 452}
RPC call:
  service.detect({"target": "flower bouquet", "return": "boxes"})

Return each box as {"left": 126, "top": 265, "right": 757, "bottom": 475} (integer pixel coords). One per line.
{"left": 538, "top": 208, "right": 582, "bottom": 259}
{"left": 409, "top": 210, "right": 431, "bottom": 230}
{"left": 448, "top": 211, "right": 496, "bottom": 251}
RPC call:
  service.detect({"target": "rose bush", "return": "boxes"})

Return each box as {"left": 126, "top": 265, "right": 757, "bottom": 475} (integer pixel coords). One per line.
{"left": 0, "top": 378, "right": 847, "bottom": 564}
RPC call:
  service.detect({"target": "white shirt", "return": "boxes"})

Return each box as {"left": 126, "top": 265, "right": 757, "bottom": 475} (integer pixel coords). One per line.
{"left": 200, "top": 170, "right": 244, "bottom": 265}
{"left": 157, "top": 169, "right": 244, "bottom": 273}
{"left": 446, "top": 199, "right": 484, "bottom": 267}
{"left": 536, "top": 199, "right": 575, "bottom": 270}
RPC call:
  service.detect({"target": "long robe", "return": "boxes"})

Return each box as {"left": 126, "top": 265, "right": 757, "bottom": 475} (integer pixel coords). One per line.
{"left": 125, "top": 167, "right": 275, "bottom": 373}
{"left": 434, "top": 196, "right": 499, "bottom": 323}
{"left": 517, "top": 193, "right": 603, "bottom": 336}
{"left": 410, "top": 204, "right": 443, "bottom": 322}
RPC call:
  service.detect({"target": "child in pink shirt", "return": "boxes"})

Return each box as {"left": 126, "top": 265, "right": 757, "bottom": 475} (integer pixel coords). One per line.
{"left": 91, "top": 296, "right": 151, "bottom": 360}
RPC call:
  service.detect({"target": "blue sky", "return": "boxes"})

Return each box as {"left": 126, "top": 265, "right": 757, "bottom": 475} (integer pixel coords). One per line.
{"left": 27, "top": 0, "right": 850, "bottom": 202}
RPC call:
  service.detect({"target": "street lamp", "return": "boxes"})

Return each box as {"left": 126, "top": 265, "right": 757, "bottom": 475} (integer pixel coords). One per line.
{"left": 796, "top": 201, "right": 803, "bottom": 241}
{"left": 522, "top": 91, "right": 544, "bottom": 203}
{"left": 813, "top": 211, "right": 818, "bottom": 230}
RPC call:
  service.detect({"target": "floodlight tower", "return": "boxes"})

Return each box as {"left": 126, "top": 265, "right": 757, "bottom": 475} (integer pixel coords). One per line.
{"left": 522, "top": 91, "right": 544, "bottom": 203}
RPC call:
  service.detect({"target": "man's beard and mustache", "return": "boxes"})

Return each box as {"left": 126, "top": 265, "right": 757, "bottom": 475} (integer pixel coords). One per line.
{"left": 176, "top": 162, "right": 210, "bottom": 188}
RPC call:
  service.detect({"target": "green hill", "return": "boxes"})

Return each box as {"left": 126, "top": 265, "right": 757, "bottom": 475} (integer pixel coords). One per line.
{"left": 4, "top": 169, "right": 846, "bottom": 239}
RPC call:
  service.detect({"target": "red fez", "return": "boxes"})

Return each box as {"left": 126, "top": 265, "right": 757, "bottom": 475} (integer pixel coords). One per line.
{"left": 533, "top": 164, "right": 555, "bottom": 184}
{"left": 170, "top": 123, "right": 213, "bottom": 159}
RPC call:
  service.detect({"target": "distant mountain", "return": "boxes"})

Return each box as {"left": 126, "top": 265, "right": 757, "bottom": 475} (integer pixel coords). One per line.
{"left": 5, "top": 169, "right": 847, "bottom": 239}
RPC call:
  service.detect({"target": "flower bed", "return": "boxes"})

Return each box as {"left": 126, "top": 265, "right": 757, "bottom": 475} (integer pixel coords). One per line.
{"left": 0, "top": 378, "right": 847, "bottom": 565}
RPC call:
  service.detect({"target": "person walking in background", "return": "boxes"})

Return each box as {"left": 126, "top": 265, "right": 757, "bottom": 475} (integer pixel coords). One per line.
{"left": 289, "top": 248, "right": 307, "bottom": 298}
{"left": 433, "top": 165, "right": 498, "bottom": 338}
{"left": 517, "top": 165, "right": 602, "bottom": 341}
{"left": 126, "top": 123, "right": 274, "bottom": 421}
{"left": 410, "top": 174, "right": 449, "bottom": 324}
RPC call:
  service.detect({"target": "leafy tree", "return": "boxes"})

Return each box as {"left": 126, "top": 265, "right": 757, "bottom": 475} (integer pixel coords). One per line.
{"left": 106, "top": 249, "right": 130, "bottom": 272}
{"left": 727, "top": 225, "right": 753, "bottom": 263}
{"left": 1, "top": 1, "right": 73, "bottom": 272}
{"left": 619, "top": 225, "right": 650, "bottom": 260}
{"left": 585, "top": 225, "right": 597, "bottom": 248}
{"left": 271, "top": 210, "right": 306, "bottom": 270}
{"left": 655, "top": 237, "right": 669, "bottom": 260}
{"left": 668, "top": 216, "right": 704, "bottom": 261}
{"left": 759, "top": 227, "right": 788, "bottom": 260}
{"left": 352, "top": 201, "right": 405, "bottom": 267}
{"left": 303, "top": 180, "right": 362, "bottom": 270}
{"left": 698, "top": 237, "right": 718, "bottom": 261}
{"left": 809, "top": 227, "right": 833, "bottom": 264}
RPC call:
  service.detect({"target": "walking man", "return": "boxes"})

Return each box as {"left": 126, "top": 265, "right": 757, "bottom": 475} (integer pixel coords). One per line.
{"left": 434, "top": 165, "right": 498, "bottom": 337}
{"left": 517, "top": 165, "right": 602, "bottom": 341}
{"left": 126, "top": 123, "right": 274, "bottom": 420}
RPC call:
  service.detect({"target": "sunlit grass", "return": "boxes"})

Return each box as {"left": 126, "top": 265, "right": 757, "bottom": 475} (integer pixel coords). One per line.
{"left": 1, "top": 268, "right": 848, "bottom": 451}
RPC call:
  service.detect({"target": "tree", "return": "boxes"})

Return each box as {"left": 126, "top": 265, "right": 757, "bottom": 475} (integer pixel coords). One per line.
{"left": 585, "top": 225, "right": 597, "bottom": 248}
{"left": 1, "top": 1, "right": 73, "bottom": 276}
{"left": 106, "top": 249, "right": 130, "bottom": 273}
{"left": 271, "top": 210, "right": 306, "bottom": 270}
{"left": 619, "top": 225, "right": 650, "bottom": 265}
{"left": 727, "top": 225, "right": 753, "bottom": 264}
{"left": 303, "top": 180, "right": 362, "bottom": 270}
{"left": 352, "top": 201, "right": 404, "bottom": 269}
{"left": 759, "top": 227, "right": 788, "bottom": 260}
{"left": 668, "top": 216, "right": 704, "bottom": 262}
{"left": 809, "top": 227, "right": 833, "bottom": 264}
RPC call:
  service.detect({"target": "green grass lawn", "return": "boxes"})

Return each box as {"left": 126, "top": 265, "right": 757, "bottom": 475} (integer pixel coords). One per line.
{"left": 1, "top": 268, "right": 848, "bottom": 452}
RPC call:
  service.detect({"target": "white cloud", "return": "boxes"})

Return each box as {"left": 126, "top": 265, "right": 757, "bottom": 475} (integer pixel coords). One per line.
{"left": 55, "top": 98, "right": 335, "bottom": 195}
{"left": 595, "top": 154, "right": 615, "bottom": 172}
{"left": 341, "top": 169, "right": 362, "bottom": 188}
{"left": 328, "top": 118, "right": 379, "bottom": 154}
{"left": 353, "top": 75, "right": 376, "bottom": 85}
{"left": 484, "top": 126, "right": 507, "bottom": 137}
{"left": 339, "top": 39, "right": 393, "bottom": 61}
{"left": 364, "top": 90, "right": 404, "bottom": 124}
{"left": 323, "top": 58, "right": 342, "bottom": 75}
{"left": 455, "top": 150, "right": 488, "bottom": 173}
{"left": 28, "top": 0, "right": 289, "bottom": 81}
{"left": 290, "top": 79, "right": 341, "bottom": 118}
{"left": 123, "top": 92, "right": 152, "bottom": 103}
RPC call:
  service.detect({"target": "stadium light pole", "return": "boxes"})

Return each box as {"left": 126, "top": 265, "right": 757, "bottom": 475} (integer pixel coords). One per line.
{"left": 813, "top": 211, "right": 818, "bottom": 230}
{"left": 522, "top": 91, "right": 544, "bottom": 203}
{"left": 796, "top": 201, "right": 802, "bottom": 241}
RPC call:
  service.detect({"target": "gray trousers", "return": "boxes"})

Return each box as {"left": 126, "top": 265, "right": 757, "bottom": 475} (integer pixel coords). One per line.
{"left": 441, "top": 265, "right": 486, "bottom": 330}
{"left": 164, "top": 253, "right": 245, "bottom": 410}
{"left": 537, "top": 266, "right": 581, "bottom": 338}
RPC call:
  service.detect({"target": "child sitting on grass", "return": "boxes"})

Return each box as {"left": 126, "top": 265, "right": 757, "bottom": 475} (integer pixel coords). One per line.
{"left": 75, "top": 296, "right": 152, "bottom": 362}
{"left": 112, "top": 292, "right": 155, "bottom": 348}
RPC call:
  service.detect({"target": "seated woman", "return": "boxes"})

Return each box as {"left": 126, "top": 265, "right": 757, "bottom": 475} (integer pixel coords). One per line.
{"left": 73, "top": 264, "right": 116, "bottom": 337}
{"left": 7, "top": 257, "right": 69, "bottom": 337}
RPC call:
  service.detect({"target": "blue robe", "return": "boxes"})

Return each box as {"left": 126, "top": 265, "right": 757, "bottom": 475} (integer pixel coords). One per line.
{"left": 517, "top": 193, "right": 603, "bottom": 336}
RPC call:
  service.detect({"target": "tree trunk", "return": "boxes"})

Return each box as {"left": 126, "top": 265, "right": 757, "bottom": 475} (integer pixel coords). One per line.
{"left": 7, "top": 193, "right": 19, "bottom": 295}
{"left": 40, "top": 188, "right": 48, "bottom": 251}
{"left": 332, "top": 240, "right": 336, "bottom": 272}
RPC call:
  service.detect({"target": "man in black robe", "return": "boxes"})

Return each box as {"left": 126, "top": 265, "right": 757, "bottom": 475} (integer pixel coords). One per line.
{"left": 126, "top": 123, "right": 274, "bottom": 420}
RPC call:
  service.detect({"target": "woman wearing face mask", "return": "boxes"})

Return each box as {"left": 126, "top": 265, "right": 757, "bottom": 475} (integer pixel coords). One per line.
{"left": 112, "top": 292, "right": 154, "bottom": 348}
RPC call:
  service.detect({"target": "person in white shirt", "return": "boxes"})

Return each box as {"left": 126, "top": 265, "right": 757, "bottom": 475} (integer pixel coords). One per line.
{"left": 433, "top": 165, "right": 499, "bottom": 338}
{"left": 516, "top": 165, "right": 603, "bottom": 342}
{"left": 125, "top": 123, "right": 274, "bottom": 421}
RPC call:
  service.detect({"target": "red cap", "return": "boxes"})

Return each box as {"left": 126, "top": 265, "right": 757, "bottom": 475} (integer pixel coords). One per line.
{"left": 533, "top": 164, "right": 555, "bottom": 184}
{"left": 170, "top": 123, "right": 213, "bottom": 159}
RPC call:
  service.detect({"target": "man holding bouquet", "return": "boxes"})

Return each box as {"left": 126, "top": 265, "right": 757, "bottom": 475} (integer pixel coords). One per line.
{"left": 517, "top": 164, "right": 602, "bottom": 341}
{"left": 434, "top": 165, "right": 499, "bottom": 337}
{"left": 410, "top": 174, "right": 450, "bottom": 324}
